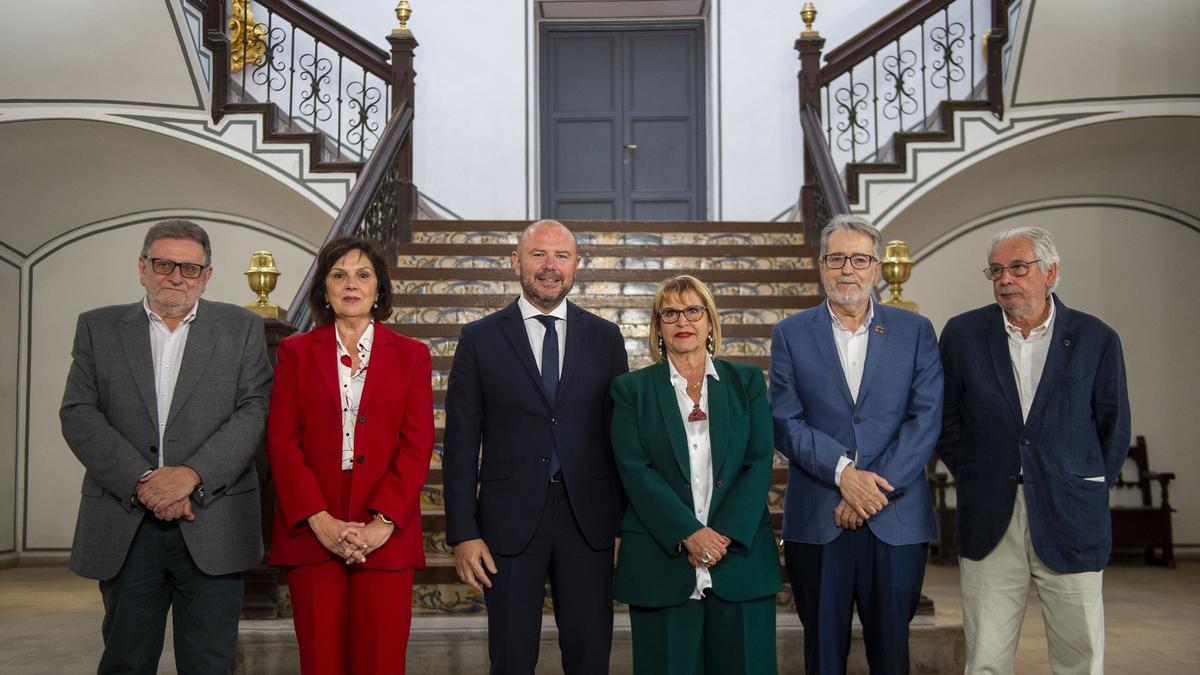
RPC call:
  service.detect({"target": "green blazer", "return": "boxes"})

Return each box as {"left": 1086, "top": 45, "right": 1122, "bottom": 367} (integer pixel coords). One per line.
{"left": 610, "top": 358, "right": 781, "bottom": 607}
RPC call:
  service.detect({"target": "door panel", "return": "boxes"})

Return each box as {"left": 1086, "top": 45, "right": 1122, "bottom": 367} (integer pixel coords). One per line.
{"left": 542, "top": 25, "right": 705, "bottom": 220}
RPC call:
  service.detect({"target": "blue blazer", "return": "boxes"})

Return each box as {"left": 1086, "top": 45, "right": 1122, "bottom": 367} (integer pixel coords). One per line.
{"left": 442, "top": 300, "right": 629, "bottom": 555}
{"left": 937, "top": 296, "right": 1130, "bottom": 573}
{"left": 770, "top": 301, "right": 943, "bottom": 546}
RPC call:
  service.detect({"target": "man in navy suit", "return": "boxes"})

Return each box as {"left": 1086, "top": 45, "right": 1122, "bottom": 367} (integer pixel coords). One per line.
{"left": 442, "top": 220, "right": 628, "bottom": 675}
{"left": 938, "top": 226, "right": 1130, "bottom": 674}
{"left": 770, "top": 215, "right": 943, "bottom": 674}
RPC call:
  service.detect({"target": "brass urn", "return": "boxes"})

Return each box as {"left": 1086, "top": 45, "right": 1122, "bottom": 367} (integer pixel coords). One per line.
{"left": 245, "top": 250, "right": 285, "bottom": 320}
{"left": 880, "top": 240, "right": 919, "bottom": 313}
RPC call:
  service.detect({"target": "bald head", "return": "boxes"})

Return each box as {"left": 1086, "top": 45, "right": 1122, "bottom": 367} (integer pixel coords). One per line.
{"left": 512, "top": 219, "right": 580, "bottom": 312}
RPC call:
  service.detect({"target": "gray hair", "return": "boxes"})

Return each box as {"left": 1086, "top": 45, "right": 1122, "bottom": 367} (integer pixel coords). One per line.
{"left": 141, "top": 219, "right": 212, "bottom": 265}
{"left": 819, "top": 214, "right": 884, "bottom": 260}
{"left": 987, "top": 226, "right": 1060, "bottom": 292}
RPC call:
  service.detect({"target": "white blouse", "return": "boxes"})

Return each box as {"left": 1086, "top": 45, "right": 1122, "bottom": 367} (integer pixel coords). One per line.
{"left": 667, "top": 355, "right": 720, "bottom": 600}
{"left": 336, "top": 322, "right": 374, "bottom": 471}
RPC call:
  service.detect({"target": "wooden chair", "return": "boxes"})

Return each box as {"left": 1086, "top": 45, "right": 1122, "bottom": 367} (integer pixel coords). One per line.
{"left": 1110, "top": 435, "right": 1176, "bottom": 567}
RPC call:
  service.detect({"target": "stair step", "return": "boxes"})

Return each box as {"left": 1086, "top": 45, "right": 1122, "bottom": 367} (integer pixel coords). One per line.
{"left": 394, "top": 280, "right": 819, "bottom": 297}
{"left": 389, "top": 267, "right": 818, "bottom": 283}
{"left": 413, "top": 230, "right": 806, "bottom": 245}
{"left": 390, "top": 293, "right": 817, "bottom": 309}
{"left": 396, "top": 254, "right": 808, "bottom": 271}
{"left": 412, "top": 219, "right": 805, "bottom": 234}
{"left": 394, "top": 323, "right": 778, "bottom": 340}
{"left": 396, "top": 243, "right": 811, "bottom": 258}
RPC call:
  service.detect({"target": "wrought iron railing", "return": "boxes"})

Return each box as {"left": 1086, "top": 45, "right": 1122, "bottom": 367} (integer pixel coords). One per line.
{"left": 797, "top": 0, "right": 1010, "bottom": 227}
{"left": 203, "top": 0, "right": 393, "bottom": 163}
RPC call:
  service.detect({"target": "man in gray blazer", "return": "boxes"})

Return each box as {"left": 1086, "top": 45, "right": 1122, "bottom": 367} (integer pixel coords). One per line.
{"left": 60, "top": 219, "right": 272, "bottom": 674}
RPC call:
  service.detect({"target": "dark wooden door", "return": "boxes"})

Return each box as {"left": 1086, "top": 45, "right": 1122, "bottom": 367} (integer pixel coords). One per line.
{"left": 541, "top": 25, "right": 706, "bottom": 220}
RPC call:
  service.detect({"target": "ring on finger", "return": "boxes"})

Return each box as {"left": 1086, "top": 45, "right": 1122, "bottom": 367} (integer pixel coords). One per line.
{"left": 700, "top": 551, "right": 712, "bottom": 564}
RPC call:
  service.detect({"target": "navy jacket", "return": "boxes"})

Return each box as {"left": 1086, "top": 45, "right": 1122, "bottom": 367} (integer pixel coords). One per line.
{"left": 442, "top": 300, "right": 628, "bottom": 554}
{"left": 937, "top": 295, "right": 1131, "bottom": 573}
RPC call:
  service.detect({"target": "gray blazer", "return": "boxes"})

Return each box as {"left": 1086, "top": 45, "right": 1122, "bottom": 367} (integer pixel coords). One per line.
{"left": 61, "top": 299, "right": 273, "bottom": 580}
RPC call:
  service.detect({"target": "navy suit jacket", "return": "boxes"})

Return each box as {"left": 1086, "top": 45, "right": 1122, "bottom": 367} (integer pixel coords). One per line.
{"left": 937, "top": 295, "right": 1131, "bottom": 573}
{"left": 442, "top": 299, "right": 629, "bottom": 555}
{"left": 770, "top": 301, "right": 942, "bottom": 546}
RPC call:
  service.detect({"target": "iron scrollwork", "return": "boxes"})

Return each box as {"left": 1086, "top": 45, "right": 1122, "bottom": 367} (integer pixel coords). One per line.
{"left": 832, "top": 81, "right": 871, "bottom": 155}
{"left": 346, "top": 78, "right": 383, "bottom": 157}
{"left": 929, "top": 22, "right": 967, "bottom": 89}
{"left": 881, "top": 49, "right": 919, "bottom": 120}
{"left": 250, "top": 27, "right": 288, "bottom": 94}
{"left": 298, "top": 51, "right": 334, "bottom": 123}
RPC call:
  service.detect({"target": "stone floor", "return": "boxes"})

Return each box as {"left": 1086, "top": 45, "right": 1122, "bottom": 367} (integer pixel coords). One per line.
{"left": 1, "top": 560, "right": 1197, "bottom": 673}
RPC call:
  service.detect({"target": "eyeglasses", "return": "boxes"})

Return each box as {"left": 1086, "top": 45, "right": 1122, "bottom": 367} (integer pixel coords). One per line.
{"left": 144, "top": 256, "right": 208, "bottom": 279}
{"left": 821, "top": 253, "right": 877, "bottom": 270}
{"left": 984, "top": 259, "right": 1041, "bottom": 281}
{"left": 659, "top": 305, "right": 706, "bottom": 324}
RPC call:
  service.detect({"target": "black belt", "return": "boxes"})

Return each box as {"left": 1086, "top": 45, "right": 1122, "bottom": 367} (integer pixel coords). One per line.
{"left": 550, "top": 471, "right": 564, "bottom": 483}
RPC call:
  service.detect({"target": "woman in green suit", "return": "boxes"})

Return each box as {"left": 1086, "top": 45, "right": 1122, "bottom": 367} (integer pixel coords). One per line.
{"left": 611, "top": 274, "right": 780, "bottom": 674}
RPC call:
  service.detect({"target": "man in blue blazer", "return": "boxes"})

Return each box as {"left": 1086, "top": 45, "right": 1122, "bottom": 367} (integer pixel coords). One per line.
{"left": 443, "top": 220, "right": 628, "bottom": 674}
{"left": 938, "top": 226, "right": 1130, "bottom": 674}
{"left": 771, "top": 215, "right": 943, "bottom": 674}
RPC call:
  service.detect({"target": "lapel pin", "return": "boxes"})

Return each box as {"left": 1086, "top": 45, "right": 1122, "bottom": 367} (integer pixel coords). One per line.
{"left": 1064, "top": 338, "right": 1071, "bottom": 346}
{"left": 874, "top": 325, "right": 884, "bottom": 334}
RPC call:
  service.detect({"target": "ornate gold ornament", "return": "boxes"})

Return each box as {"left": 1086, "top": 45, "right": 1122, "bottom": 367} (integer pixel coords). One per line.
{"left": 800, "top": 2, "right": 820, "bottom": 38}
{"left": 393, "top": 0, "right": 413, "bottom": 35}
{"left": 245, "top": 250, "right": 285, "bottom": 319}
{"left": 229, "top": 0, "right": 267, "bottom": 73}
{"left": 879, "top": 240, "right": 920, "bottom": 313}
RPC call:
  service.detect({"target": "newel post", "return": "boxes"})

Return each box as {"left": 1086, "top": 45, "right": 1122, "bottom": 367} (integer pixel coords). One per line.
{"left": 795, "top": 2, "right": 826, "bottom": 247}
{"left": 387, "top": 1, "right": 419, "bottom": 244}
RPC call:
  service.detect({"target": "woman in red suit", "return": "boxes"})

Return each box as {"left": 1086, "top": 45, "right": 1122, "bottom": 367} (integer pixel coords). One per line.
{"left": 267, "top": 236, "right": 434, "bottom": 674}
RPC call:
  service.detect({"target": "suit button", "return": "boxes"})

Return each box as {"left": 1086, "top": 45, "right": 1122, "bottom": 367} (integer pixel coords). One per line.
{"left": 541, "top": 457, "right": 550, "bottom": 463}
{"left": 853, "top": 416, "right": 862, "bottom": 424}
{"left": 715, "top": 480, "right": 725, "bottom": 489}
{"left": 358, "top": 414, "right": 367, "bottom": 423}
{"left": 149, "top": 445, "right": 157, "bottom": 454}
{"left": 551, "top": 417, "right": 557, "bottom": 425}
{"left": 356, "top": 455, "right": 365, "bottom": 464}
{"left": 1020, "top": 438, "right": 1031, "bottom": 447}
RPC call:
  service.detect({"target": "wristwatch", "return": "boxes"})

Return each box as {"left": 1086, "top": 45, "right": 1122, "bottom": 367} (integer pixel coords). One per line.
{"left": 374, "top": 511, "right": 394, "bottom": 525}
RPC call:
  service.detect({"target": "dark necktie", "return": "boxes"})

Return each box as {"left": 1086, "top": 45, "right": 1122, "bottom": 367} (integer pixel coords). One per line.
{"left": 534, "top": 315, "right": 561, "bottom": 476}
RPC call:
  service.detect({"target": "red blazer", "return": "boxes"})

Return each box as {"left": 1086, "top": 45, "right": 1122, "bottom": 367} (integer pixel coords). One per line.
{"left": 266, "top": 323, "right": 434, "bottom": 570}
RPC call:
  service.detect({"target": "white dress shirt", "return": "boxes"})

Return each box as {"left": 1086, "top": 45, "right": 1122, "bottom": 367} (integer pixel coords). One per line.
{"left": 517, "top": 294, "right": 567, "bottom": 376}
{"left": 1003, "top": 301, "right": 1055, "bottom": 423}
{"left": 667, "top": 355, "right": 720, "bottom": 599}
{"left": 829, "top": 300, "right": 874, "bottom": 485}
{"left": 336, "top": 322, "right": 374, "bottom": 470}
{"left": 144, "top": 299, "right": 197, "bottom": 467}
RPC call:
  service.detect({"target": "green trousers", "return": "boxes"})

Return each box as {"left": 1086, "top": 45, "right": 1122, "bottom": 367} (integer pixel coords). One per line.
{"left": 628, "top": 592, "right": 777, "bottom": 674}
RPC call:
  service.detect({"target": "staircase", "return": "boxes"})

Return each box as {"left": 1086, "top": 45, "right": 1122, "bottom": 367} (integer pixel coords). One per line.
{"left": 385, "top": 218, "right": 821, "bottom": 614}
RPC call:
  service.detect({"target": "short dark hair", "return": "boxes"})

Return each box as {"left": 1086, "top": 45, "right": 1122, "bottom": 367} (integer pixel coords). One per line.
{"left": 307, "top": 236, "right": 393, "bottom": 326}
{"left": 142, "top": 219, "right": 212, "bottom": 265}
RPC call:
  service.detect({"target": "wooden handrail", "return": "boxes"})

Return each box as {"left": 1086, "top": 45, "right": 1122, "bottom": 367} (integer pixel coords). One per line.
{"left": 800, "top": 106, "right": 850, "bottom": 217}
{"left": 255, "top": 0, "right": 391, "bottom": 81}
{"left": 285, "top": 104, "right": 415, "bottom": 328}
{"left": 821, "top": 0, "right": 956, "bottom": 85}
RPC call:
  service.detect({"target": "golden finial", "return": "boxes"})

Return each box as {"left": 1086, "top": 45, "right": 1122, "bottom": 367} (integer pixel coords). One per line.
{"left": 394, "top": 0, "right": 413, "bottom": 35}
{"left": 879, "top": 240, "right": 919, "bottom": 313}
{"left": 800, "top": 2, "right": 820, "bottom": 38}
{"left": 245, "top": 250, "right": 285, "bottom": 320}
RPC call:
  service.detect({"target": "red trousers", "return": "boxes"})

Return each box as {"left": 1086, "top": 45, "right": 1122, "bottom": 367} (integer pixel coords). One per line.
{"left": 287, "top": 561, "right": 415, "bottom": 675}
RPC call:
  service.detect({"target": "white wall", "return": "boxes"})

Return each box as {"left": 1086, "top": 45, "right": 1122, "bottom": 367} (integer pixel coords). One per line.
{"left": 0, "top": 261, "right": 18, "bottom": 555}
{"left": 905, "top": 205, "right": 1200, "bottom": 545}
{"left": 315, "top": 0, "right": 907, "bottom": 221}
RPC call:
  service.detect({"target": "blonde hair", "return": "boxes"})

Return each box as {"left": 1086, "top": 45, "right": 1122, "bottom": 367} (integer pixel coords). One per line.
{"left": 648, "top": 275, "right": 722, "bottom": 363}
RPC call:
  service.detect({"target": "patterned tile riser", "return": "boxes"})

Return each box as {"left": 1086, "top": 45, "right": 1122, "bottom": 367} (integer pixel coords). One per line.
{"left": 421, "top": 336, "right": 771, "bottom": 358}
{"left": 392, "top": 280, "right": 819, "bottom": 296}
{"left": 394, "top": 255, "right": 811, "bottom": 270}
{"left": 393, "top": 307, "right": 798, "bottom": 326}
{"left": 411, "top": 231, "right": 806, "bottom": 246}
{"left": 409, "top": 585, "right": 798, "bottom": 615}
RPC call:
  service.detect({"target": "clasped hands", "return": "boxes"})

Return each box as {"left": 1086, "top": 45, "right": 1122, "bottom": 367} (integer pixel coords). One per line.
{"left": 683, "top": 527, "right": 731, "bottom": 568}
{"left": 136, "top": 466, "right": 201, "bottom": 522}
{"left": 835, "top": 465, "right": 894, "bottom": 530}
{"left": 308, "top": 510, "right": 395, "bottom": 565}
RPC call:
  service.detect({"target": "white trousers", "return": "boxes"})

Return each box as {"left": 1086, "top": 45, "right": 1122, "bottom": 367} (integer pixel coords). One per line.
{"left": 960, "top": 486, "right": 1105, "bottom": 675}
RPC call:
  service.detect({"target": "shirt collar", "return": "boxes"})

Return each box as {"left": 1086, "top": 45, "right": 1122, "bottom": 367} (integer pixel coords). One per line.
{"left": 667, "top": 354, "right": 720, "bottom": 385}
{"left": 827, "top": 298, "right": 874, "bottom": 335}
{"left": 336, "top": 321, "right": 375, "bottom": 355}
{"left": 143, "top": 298, "right": 198, "bottom": 327}
{"left": 518, "top": 294, "right": 569, "bottom": 322}
{"left": 1003, "top": 298, "right": 1055, "bottom": 339}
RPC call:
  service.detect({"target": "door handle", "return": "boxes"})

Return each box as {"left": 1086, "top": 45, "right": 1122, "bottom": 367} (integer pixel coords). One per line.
{"left": 623, "top": 144, "right": 637, "bottom": 150}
